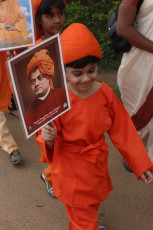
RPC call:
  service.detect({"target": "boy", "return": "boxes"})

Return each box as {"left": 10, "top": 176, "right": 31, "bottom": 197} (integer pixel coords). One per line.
{"left": 36, "top": 23, "right": 153, "bottom": 230}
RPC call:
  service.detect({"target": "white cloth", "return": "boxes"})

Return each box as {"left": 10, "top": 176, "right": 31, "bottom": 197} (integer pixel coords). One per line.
{"left": 117, "top": 0, "right": 153, "bottom": 117}
{"left": 0, "top": 111, "right": 17, "bottom": 154}
{"left": 117, "top": 0, "right": 153, "bottom": 161}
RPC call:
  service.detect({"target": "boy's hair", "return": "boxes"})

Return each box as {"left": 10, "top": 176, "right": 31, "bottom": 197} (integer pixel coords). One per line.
{"left": 66, "top": 56, "right": 99, "bottom": 69}
{"left": 35, "top": 0, "right": 65, "bottom": 26}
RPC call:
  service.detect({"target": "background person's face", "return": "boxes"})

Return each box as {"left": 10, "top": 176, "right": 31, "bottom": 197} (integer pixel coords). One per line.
{"left": 29, "top": 68, "right": 50, "bottom": 98}
{"left": 40, "top": 6, "right": 65, "bottom": 38}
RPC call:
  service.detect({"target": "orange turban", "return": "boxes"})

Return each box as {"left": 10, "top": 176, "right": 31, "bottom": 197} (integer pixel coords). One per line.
{"left": 60, "top": 23, "right": 102, "bottom": 64}
{"left": 27, "top": 49, "right": 54, "bottom": 83}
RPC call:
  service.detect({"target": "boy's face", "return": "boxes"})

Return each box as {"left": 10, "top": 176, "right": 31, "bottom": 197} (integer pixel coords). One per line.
{"left": 66, "top": 63, "right": 98, "bottom": 93}
{"left": 40, "top": 6, "right": 65, "bottom": 38}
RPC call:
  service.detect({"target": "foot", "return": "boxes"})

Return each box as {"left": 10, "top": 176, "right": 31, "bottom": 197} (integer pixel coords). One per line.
{"left": 40, "top": 172, "right": 56, "bottom": 198}
{"left": 123, "top": 159, "right": 133, "bottom": 173}
{"left": 97, "top": 219, "right": 106, "bottom": 229}
{"left": 10, "top": 150, "right": 23, "bottom": 165}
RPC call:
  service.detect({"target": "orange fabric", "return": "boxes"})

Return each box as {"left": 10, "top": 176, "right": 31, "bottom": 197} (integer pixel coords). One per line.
{"left": 0, "top": 52, "right": 12, "bottom": 111}
{"left": 65, "top": 203, "right": 100, "bottom": 230}
{"left": 36, "top": 82, "right": 153, "bottom": 207}
{"left": 0, "top": 0, "right": 29, "bottom": 39}
{"left": 27, "top": 49, "right": 54, "bottom": 88}
{"left": 60, "top": 23, "right": 102, "bottom": 64}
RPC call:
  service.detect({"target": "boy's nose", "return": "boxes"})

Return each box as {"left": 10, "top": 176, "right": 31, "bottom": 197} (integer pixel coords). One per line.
{"left": 82, "top": 74, "right": 89, "bottom": 82}
{"left": 54, "top": 15, "right": 60, "bottom": 23}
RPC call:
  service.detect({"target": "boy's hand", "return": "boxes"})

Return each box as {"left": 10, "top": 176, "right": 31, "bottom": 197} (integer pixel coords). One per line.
{"left": 140, "top": 170, "right": 153, "bottom": 184}
{"left": 41, "top": 122, "right": 57, "bottom": 149}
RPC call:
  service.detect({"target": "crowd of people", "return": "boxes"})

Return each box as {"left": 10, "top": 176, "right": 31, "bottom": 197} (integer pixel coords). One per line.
{"left": 0, "top": 0, "right": 153, "bottom": 229}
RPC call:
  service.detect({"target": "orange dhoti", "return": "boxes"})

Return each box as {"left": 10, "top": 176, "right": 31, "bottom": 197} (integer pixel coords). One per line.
{"left": 65, "top": 204, "right": 100, "bottom": 230}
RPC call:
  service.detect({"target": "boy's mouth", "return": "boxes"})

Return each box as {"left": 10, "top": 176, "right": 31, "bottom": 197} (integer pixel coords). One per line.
{"left": 80, "top": 82, "right": 91, "bottom": 88}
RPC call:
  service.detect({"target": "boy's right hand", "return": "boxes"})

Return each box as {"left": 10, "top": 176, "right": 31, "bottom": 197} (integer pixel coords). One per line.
{"left": 41, "top": 122, "right": 57, "bottom": 149}
{"left": 140, "top": 170, "right": 153, "bottom": 184}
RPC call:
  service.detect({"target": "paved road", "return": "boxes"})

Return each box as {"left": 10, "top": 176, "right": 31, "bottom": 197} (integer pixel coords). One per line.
{"left": 0, "top": 112, "right": 153, "bottom": 230}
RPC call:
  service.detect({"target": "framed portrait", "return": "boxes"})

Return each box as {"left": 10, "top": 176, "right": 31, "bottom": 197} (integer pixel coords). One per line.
{"left": 0, "top": 0, "right": 35, "bottom": 51}
{"left": 7, "top": 34, "right": 71, "bottom": 139}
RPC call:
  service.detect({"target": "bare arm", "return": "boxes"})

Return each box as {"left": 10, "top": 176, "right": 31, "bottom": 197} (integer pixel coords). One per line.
{"left": 116, "top": 3, "right": 153, "bottom": 53}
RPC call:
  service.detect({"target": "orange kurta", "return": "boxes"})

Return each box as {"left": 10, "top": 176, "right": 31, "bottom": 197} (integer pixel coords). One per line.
{"left": 0, "top": 0, "right": 29, "bottom": 40}
{"left": 36, "top": 82, "right": 153, "bottom": 207}
{"left": 0, "top": 52, "right": 11, "bottom": 111}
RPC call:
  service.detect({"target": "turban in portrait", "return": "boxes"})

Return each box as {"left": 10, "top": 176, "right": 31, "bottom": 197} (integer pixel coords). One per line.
{"left": 60, "top": 23, "right": 102, "bottom": 64}
{"left": 27, "top": 49, "right": 54, "bottom": 88}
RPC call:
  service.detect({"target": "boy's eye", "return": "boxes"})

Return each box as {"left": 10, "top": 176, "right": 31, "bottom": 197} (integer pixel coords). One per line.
{"left": 59, "top": 11, "right": 64, "bottom": 16}
{"left": 47, "top": 14, "right": 53, "bottom": 19}
{"left": 88, "top": 70, "right": 95, "bottom": 74}
{"left": 73, "top": 72, "right": 81, "bottom": 77}
{"left": 88, "top": 67, "right": 97, "bottom": 74}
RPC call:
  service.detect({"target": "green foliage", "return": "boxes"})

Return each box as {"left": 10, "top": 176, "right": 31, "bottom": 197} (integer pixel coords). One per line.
{"left": 64, "top": 0, "right": 121, "bottom": 70}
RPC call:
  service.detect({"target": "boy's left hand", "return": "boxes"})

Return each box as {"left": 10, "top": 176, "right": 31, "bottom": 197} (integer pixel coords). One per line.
{"left": 140, "top": 170, "right": 153, "bottom": 184}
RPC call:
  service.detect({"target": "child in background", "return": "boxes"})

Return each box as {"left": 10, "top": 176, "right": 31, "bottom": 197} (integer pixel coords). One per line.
{"left": 36, "top": 23, "right": 153, "bottom": 230}
{"left": 0, "top": 52, "right": 22, "bottom": 165}
{"left": 32, "top": 0, "right": 66, "bottom": 197}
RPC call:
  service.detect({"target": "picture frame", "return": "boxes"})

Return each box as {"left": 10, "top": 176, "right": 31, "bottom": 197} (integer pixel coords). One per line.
{"left": 0, "top": 0, "right": 35, "bottom": 51}
{"left": 7, "top": 34, "right": 71, "bottom": 139}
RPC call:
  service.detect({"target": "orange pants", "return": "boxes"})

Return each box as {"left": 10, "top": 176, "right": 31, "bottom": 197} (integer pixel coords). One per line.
{"left": 65, "top": 203, "right": 100, "bottom": 230}
{"left": 43, "top": 165, "right": 52, "bottom": 183}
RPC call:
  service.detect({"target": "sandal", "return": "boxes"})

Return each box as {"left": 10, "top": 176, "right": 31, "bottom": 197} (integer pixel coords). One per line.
{"left": 97, "top": 219, "right": 106, "bottom": 229}
{"left": 10, "top": 150, "right": 22, "bottom": 165}
{"left": 40, "top": 172, "right": 56, "bottom": 198}
{"left": 123, "top": 159, "right": 133, "bottom": 173}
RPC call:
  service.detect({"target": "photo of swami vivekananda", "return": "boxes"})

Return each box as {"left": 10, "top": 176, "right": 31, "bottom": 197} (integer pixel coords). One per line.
{"left": 7, "top": 35, "right": 70, "bottom": 138}
{"left": 24, "top": 49, "right": 68, "bottom": 134}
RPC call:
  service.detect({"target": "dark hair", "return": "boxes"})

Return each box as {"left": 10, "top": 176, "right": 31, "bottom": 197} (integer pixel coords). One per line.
{"left": 35, "top": 0, "right": 65, "bottom": 25}
{"left": 66, "top": 56, "right": 99, "bottom": 69}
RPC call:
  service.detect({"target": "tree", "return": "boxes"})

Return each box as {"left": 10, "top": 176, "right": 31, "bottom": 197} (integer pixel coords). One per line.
{"left": 65, "top": 0, "right": 121, "bottom": 70}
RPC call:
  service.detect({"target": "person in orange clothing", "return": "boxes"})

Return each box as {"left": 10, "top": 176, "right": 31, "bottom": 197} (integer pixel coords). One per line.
{"left": 32, "top": 0, "right": 66, "bottom": 197}
{"left": 0, "top": 0, "right": 29, "bottom": 40}
{"left": 0, "top": 51, "right": 22, "bottom": 164}
{"left": 36, "top": 23, "right": 153, "bottom": 230}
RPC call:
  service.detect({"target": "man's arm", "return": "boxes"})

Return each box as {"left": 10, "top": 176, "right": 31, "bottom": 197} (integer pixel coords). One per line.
{"left": 116, "top": 3, "right": 153, "bottom": 53}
